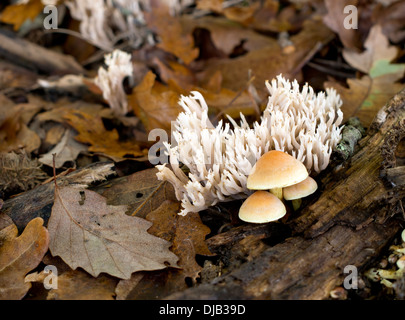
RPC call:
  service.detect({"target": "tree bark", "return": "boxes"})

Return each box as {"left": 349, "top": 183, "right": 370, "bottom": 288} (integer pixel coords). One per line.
{"left": 165, "top": 89, "right": 405, "bottom": 300}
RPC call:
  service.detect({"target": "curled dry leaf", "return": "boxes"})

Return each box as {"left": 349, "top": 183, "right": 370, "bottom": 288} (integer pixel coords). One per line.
{"left": 0, "top": 218, "right": 49, "bottom": 300}
{"left": 199, "top": 19, "right": 335, "bottom": 98}
{"left": 130, "top": 71, "right": 183, "bottom": 132}
{"left": 64, "top": 110, "right": 145, "bottom": 160}
{"left": 39, "top": 129, "right": 87, "bottom": 168}
{"left": 145, "top": 4, "right": 199, "bottom": 65}
{"left": 326, "top": 25, "right": 405, "bottom": 125}
{"left": 48, "top": 185, "right": 179, "bottom": 279}
{"left": 0, "top": 0, "right": 43, "bottom": 31}
{"left": 323, "top": 0, "right": 362, "bottom": 50}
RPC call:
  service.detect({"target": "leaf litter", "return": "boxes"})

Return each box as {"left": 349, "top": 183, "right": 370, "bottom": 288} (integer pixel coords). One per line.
{"left": 0, "top": 0, "right": 404, "bottom": 300}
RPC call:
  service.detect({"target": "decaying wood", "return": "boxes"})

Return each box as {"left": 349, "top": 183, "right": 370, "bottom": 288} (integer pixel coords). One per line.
{"left": 2, "top": 162, "right": 116, "bottom": 232}
{"left": 2, "top": 165, "right": 176, "bottom": 232}
{"left": 0, "top": 31, "right": 85, "bottom": 76}
{"left": 381, "top": 166, "right": 405, "bottom": 187}
{"left": 166, "top": 89, "right": 405, "bottom": 300}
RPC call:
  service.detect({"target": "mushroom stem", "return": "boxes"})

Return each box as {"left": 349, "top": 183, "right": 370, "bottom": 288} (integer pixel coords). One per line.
{"left": 270, "top": 188, "right": 283, "bottom": 200}
{"left": 292, "top": 198, "right": 302, "bottom": 211}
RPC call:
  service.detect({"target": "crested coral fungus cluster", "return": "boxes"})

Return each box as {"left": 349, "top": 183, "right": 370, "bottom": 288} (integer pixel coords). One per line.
{"left": 65, "top": 0, "right": 193, "bottom": 51}
{"left": 95, "top": 49, "right": 133, "bottom": 116}
{"left": 156, "top": 75, "right": 344, "bottom": 216}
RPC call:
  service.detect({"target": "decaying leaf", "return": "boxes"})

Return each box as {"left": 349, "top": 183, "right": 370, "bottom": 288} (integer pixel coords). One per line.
{"left": 342, "top": 24, "right": 402, "bottom": 75}
{"left": 199, "top": 19, "right": 335, "bottom": 98}
{"left": 96, "top": 169, "right": 178, "bottom": 217}
{"left": 323, "top": 0, "right": 362, "bottom": 50}
{"left": 115, "top": 200, "right": 213, "bottom": 300}
{"left": 47, "top": 270, "right": 117, "bottom": 300}
{"left": 39, "top": 129, "right": 87, "bottom": 168}
{"left": 0, "top": 101, "right": 42, "bottom": 153}
{"left": 94, "top": 168, "right": 178, "bottom": 219}
{"left": 64, "top": 110, "right": 146, "bottom": 160}
{"left": 129, "top": 71, "right": 183, "bottom": 132}
{"left": 326, "top": 25, "right": 405, "bottom": 125}
{"left": 145, "top": 4, "right": 199, "bottom": 65}
{"left": 147, "top": 201, "right": 213, "bottom": 280}
{"left": 0, "top": 0, "right": 44, "bottom": 31}
{"left": 48, "top": 185, "right": 179, "bottom": 279}
{"left": 0, "top": 218, "right": 49, "bottom": 300}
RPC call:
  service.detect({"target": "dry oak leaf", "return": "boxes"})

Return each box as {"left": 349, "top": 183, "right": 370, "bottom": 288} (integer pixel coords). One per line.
{"left": 115, "top": 200, "right": 213, "bottom": 300}
{"left": 326, "top": 25, "right": 405, "bottom": 126}
{"left": 48, "top": 185, "right": 179, "bottom": 279}
{"left": 93, "top": 168, "right": 178, "bottom": 219}
{"left": 39, "top": 129, "right": 87, "bottom": 168}
{"left": 342, "top": 24, "right": 403, "bottom": 75}
{"left": 145, "top": 3, "right": 199, "bottom": 65}
{"left": 129, "top": 71, "right": 183, "bottom": 132}
{"left": 323, "top": 0, "right": 362, "bottom": 50}
{"left": 64, "top": 110, "right": 145, "bottom": 160}
{"left": 0, "top": 218, "right": 49, "bottom": 300}
{"left": 199, "top": 18, "right": 335, "bottom": 99}
{"left": 0, "top": 0, "right": 44, "bottom": 31}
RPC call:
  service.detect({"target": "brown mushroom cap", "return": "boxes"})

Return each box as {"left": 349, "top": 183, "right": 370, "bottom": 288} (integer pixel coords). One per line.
{"left": 238, "top": 191, "right": 286, "bottom": 223}
{"left": 283, "top": 176, "right": 318, "bottom": 200}
{"left": 247, "top": 150, "right": 308, "bottom": 190}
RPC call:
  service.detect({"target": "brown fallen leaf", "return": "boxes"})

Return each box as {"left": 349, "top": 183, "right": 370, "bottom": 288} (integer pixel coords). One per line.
{"left": 47, "top": 270, "right": 117, "bottom": 300}
{"left": 375, "top": 0, "right": 405, "bottom": 43}
{"left": 145, "top": 3, "right": 199, "bottom": 65}
{"left": 64, "top": 110, "right": 145, "bottom": 160}
{"left": 129, "top": 71, "right": 183, "bottom": 132}
{"left": 181, "top": 15, "right": 276, "bottom": 56}
{"left": 198, "top": 18, "right": 335, "bottom": 99}
{"left": 0, "top": 218, "right": 49, "bottom": 300}
{"left": 39, "top": 129, "right": 87, "bottom": 168}
{"left": 0, "top": 101, "right": 42, "bottom": 153}
{"left": 0, "top": 0, "right": 44, "bottom": 31}
{"left": 48, "top": 185, "right": 179, "bottom": 279}
{"left": 326, "top": 25, "right": 405, "bottom": 125}
{"left": 323, "top": 0, "right": 362, "bottom": 50}
{"left": 115, "top": 200, "right": 213, "bottom": 300}
{"left": 94, "top": 168, "right": 178, "bottom": 219}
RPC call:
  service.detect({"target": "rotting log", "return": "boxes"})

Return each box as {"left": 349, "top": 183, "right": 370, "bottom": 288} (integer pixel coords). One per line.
{"left": 1, "top": 162, "right": 116, "bottom": 233}
{"left": 165, "top": 89, "right": 405, "bottom": 300}
{"left": 0, "top": 31, "right": 85, "bottom": 76}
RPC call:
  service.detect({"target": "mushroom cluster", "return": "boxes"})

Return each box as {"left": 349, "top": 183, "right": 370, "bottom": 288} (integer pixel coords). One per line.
{"left": 239, "top": 150, "right": 318, "bottom": 223}
{"left": 365, "top": 231, "right": 405, "bottom": 292}
{"left": 156, "top": 75, "right": 343, "bottom": 216}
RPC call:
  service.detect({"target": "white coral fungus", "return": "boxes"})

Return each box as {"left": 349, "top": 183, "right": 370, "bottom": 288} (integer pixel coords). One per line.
{"left": 65, "top": 0, "right": 194, "bottom": 51}
{"left": 95, "top": 49, "right": 133, "bottom": 116}
{"left": 157, "top": 75, "right": 344, "bottom": 215}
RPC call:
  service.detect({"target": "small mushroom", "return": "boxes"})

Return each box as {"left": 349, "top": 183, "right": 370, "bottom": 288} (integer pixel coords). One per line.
{"left": 283, "top": 176, "right": 318, "bottom": 210}
{"left": 238, "top": 191, "right": 286, "bottom": 224}
{"left": 397, "top": 256, "right": 405, "bottom": 270}
{"left": 247, "top": 150, "right": 308, "bottom": 200}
